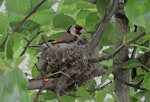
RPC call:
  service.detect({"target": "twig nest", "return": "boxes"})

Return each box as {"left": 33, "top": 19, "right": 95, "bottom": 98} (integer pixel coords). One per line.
{"left": 38, "top": 43, "right": 98, "bottom": 94}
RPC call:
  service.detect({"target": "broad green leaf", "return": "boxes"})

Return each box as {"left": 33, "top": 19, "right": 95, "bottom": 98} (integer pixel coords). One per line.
{"left": 125, "top": 0, "right": 150, "bottom": 33}
{"left": 6, "top": 0, "right": 31, "bottom": 15}
{"left": 31, "top": 9, "right": 55, "bottom": 25}
{"left": 39, "top": 91, "right": 57, "bottom": 101}
{"left": 86, "top": 12, "right": 100, "bottom": 31}
{"left": 0, "top": 0, "right": 3, "bottom": 6}
{"left": 76, "top": 10, "right": 91, "bottom": 25}
{"left": 145, "top": 91, "right": 150, "bottom": 102}
{"left": 130, "top": 44, "right": 150, "bottom": 51}
{"left": 61, "top": 94, "right": 75, "bottom": 102}
{"left": 76, "top": 10, "right": 91, "bottom": 20}
{"left": 31, "top": 65, "right": 40, "bottom": 78}
{"left": 95, "top": 90, "right": 106, "bottom": 102}
{"left": 0, "top": 59, "right": 11, "bottom": 71}
{"left": 10, "top": 20, "right": 40, "bottom": 33}
{"left": 136, "top": 34, "right": 150, "bottom": 44}
{"left": 53, "top": 14, "right": 76, "bottom": 29}
{"left": 76, "top": 87, "right": 92, "bottom": 99}
{"left": 96, "top": 0, "right": 107, "bottom": 17}
{"left": 10, "top": 56, "right": 25, "bottom": 68}
{"left": 31, "top": 0, "right": 56, "bottom": 10}
{"left": 143, "top": 72, "right": 150, "bottom": 90}
{"left": 2, "top": 68, "right": 29, "bottom": 102}
{"left": 123, "top": 59, "right": 142, "bottom": 69}
{"left": 133, "top": 90, "right": 147, "bottom": 100}
{"left": 6, "top": 36, "right": 14, "bottom": 59}
{"left": 58, "top": 1, "right": 77, "bottom": 14}
{"left": 130, "top": 96, "right": 138, "bottom": 102}
{"left": 76, "top": 1, "right": 96, "bottom": 10}
{"left": 124, "top": 32, "right": 141, "bottom": 43}
{"left": 0, "top": 52, "right": 5, "bottom": 58}
{"left": 0, "top": 13, "right": 8, "bottom": 34}
{"left": 100, "top": 23, "right": 123, "bottom": 46}
{"left": 100, "top": 59, "right": 113, "bottom": 67}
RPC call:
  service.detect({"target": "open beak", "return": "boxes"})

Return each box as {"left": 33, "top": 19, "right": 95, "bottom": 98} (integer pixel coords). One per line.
{"left": 80, "top": 29, "right": 87, "bottom": 34}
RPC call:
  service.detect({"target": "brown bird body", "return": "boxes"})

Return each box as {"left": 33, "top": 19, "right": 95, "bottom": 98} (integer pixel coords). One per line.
{"left": 28, "top": 24, "right": 87, "bottom": 50}
{"left": 50, "top": 32, "right": 76, "bottom": 44}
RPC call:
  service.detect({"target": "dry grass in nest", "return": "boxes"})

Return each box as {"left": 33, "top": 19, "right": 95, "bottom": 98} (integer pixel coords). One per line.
{"left": 38, "top": 43, "right": 98, "bottom": 94}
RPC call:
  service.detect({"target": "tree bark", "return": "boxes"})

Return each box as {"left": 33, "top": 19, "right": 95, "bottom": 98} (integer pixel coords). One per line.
{"left": 112, "top": 1, "right": 130, "bottom": 102}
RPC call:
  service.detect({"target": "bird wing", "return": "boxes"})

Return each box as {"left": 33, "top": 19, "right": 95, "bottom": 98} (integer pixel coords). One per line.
{"left": 52, "top": 33, "right": 76, "bottom": 43}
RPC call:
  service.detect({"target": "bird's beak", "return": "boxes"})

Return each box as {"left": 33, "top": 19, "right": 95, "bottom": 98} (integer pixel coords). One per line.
{"left": 80, "top": 29, "right": 87, "bottom": 34}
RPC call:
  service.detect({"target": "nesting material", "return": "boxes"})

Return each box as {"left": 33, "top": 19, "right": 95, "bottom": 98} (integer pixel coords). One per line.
{"left": 38, "top": 43, "right": 98, "bottom": 94}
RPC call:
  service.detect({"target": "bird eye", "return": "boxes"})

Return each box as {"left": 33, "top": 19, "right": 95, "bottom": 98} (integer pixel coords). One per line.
{"left": 75, "top": 25, "right": 83, "bottom": 30}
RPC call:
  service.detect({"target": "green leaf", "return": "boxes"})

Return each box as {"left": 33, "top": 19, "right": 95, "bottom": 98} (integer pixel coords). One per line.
{"left": 0, "top": 59, "right": 11, "bottom": 71}
{"left": 76, "top": 10, "right": 91, "bottom": 20}
{"left": 6, "top": 37, "right": 14, "bottom": 59}
{"left": 130, "top": 96, "right": 138, "bottom": 102}
{"left": 0, "top": 0, "right": 3, "bottom": 6}
{"left": 0, "top": 13, "right": 8, "bottom": 34}
{"left": 76, "top": 87, "right": 92, "bottom": 99}
{"left": 76, "top": 1, "right": 96, "bottom": 10}
{"left": 2, "top": 68, "right": 29, "bottom": 102}
{"left": 133, "top": 90, "right": 147, "bottom": 100}
{"left": 39, "top": 91, "right": 57, "bottom": 101}
{"left": 31, "top": 0, "right": 56, "bottom": 10}
{"left": 10, "top": 20, "right": 40, "bottom": 33}
{"left": 86, "top": 12, "right": 100, "bottom": 31}
{"left": 123, "top": 59, "right": 142, "bottom": 69}
{"left": 100, "top": 59, "right": 113, "bottom": 67}
{"left": 53, "top": 14, "right": 76, "bottom": 29}
{"left": 95, "top": 90, "right": 106, "bottom": 102}
{"left": 31, "top": 65, "right": 40, "bottom": 78}
{"left": 6, "top": 0, "right": 31, "bottom": 15}
{"left": 136, "top": 34, "right": 150, "bottom": 44}
{"left": 125, "top": 0, "right": 150, "bottom": 33}
{"left": 143, "top": 72, "right": 150, "bottom": 90}
{"left": 145, "top": 91, "right": 150, "bottom": 102}
{"left": 61, "top": 94, "right": 75, "bottom": 102}
{"left": 10, "top": 56, "right": 25, "bottom": 68}
{"left": 100, "top": 23, "right": 123, "bottom": 46}
{"left": 31, "top": 9, "right": 55, "bottom": 25}
{"left": 96, "top": 0, "right": 107, "bottom": 17}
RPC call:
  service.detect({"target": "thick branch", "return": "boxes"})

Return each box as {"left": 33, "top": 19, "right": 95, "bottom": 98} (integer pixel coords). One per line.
{"left": 90, "top": 0, "right": 119, "bottom": 49}
{"left": 13, "top": 0, "right": 47, "bottom": 32}
{"left": 89, "top": 32, "right": 146, "bottom": 63}
{"left": 28, "top": 79, "right": 54, "bottom": 90}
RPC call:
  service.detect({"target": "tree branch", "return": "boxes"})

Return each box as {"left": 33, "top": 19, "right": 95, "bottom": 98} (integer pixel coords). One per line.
{"left": 13, "top": 0, "right": 47, "bottom": 32}
{"left": 28, "top": 78, "right": 54, "bottom": 90}
{"left": 20, "top": 29, "right": 42, "bottom": 56}
{"left": 87, "top": 81, "right": 112, "bottom": 92}
{"left": 89, "top": 32, "right": 146, "bottom": 63}
{"left": 114, "top": 74, "right": 147, "bottom": 90}
{"left": 90, "top": 0, "right": 119, "bottom": 49}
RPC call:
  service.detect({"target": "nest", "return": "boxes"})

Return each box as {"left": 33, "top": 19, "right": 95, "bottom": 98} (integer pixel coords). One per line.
{"left": 38, "top": 43, "right": 98, "bottom": 94}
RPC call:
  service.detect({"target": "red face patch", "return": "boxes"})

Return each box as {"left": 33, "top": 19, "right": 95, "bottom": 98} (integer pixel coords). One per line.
{"left": 75, "top": 30, "right": 80, "bottom": 35}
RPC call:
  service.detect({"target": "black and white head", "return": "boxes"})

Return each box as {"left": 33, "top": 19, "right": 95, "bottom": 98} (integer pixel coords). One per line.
{"left": 67, "top": 24, "right": 87, "bottom": 37}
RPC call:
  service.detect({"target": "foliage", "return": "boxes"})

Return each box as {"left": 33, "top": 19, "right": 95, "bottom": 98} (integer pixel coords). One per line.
{"left": 0, "top": 0, "right": 150, "bottom": 102}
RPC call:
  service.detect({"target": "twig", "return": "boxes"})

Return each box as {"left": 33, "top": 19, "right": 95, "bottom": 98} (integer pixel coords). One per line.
{"left": 62, "top": 91, "right": 81, "bottom": 98}
{"left": 87, "top": 81, "right": 112, "bottom": 92}
{"left": 13, "top": 0, "right": 47, "bottom": 32}
{"left": 90, "top": 0, "right": 119, "bottom": 49}
{"left": 89, "top": 32, "right": 146, "bottom": 63}
{"left": 33, "top": 79, "right": 48, "bottom": 102}
{"left": 0, "top": 0, "right": 46, "bottom": 52}
{"left": 114, "top": 74, "right": 147, "bottom": 90}
{"left": 20, "top": 29, "right": 42, "bottom": 56}
{"left": 41, "top": 35, "right": 54, "bottom": 48}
